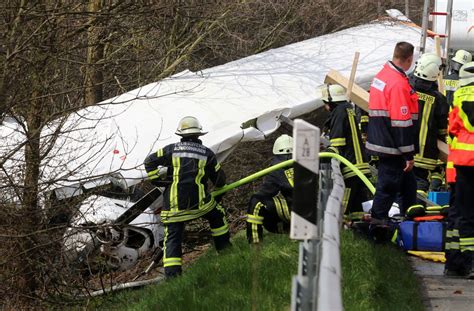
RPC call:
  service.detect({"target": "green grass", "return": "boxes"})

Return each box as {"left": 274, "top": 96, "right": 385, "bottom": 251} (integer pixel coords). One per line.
{"left": 340, "top": 230, "right": 424, "bottom": 311}
{"left": 91, "top": 231, "right": 424, "bottom": 311}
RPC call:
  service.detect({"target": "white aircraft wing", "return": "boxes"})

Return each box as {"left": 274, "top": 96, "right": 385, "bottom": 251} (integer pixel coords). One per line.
{"left": 1, "top": 20, "right": 435, "bottom": 194}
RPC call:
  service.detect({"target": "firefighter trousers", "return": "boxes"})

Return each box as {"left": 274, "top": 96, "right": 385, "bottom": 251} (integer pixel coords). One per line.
{"left": 444, "top": 183, "right": 467, "bottom": 272}
{"left": 246, "top": 194, "right": 291, "bottom": 244}
{"left": 413, "top": 167, "right": 430, "bottom": 199}
{"left": 414, "top": 166, "right": 444, "bottom": 200}
{"left": 455, "top": 166, "right": 474, "bottom": 267}
{"left": 371, "top": 157, "right": 417, "bottom": 220}
{"left": 163, "top": 204, "right": 231, "bottom": 278}
{"left": 343, "top": 176, "right": 370, "bottom": 214}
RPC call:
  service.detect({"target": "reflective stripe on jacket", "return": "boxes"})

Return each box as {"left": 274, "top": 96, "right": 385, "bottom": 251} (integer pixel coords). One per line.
{"left": 327, "top": 102, "right": 371, "bottom": 179}
{"left": 144, "top": 138, "right": 226, "bottom": 223}
{"left": 409, "top": 76, "right": 448, "bottom": 170}
{"left": 444, "top": 71, "right": 460, "bottom": 107}
{"left": 255, "top": 154, "right": 294, "bottom": 201}
{"left": 449, "top": 84, "right": 474, "bottom": 167}
{"left": 366, "top": 61, "right": 419, "bottom": 159}
{"left": 446, "top": 105, "right": 457, "bottom": 183}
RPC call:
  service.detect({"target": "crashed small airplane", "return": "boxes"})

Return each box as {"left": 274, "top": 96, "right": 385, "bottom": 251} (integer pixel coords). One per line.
{"left": 1, "top": 11, "right": 438, "bottom": 277}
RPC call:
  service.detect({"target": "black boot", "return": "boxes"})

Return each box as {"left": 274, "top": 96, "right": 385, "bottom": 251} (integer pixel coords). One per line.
{"left": 368, "top": 218, "right": 390, "bottom": 244}
{"left": 165, "top": 265, "right": 182, "bottom": 279}
{"left": 444, "top": 250, "right": 469, "bottom": 278}
{"left": 467, "top": 252, "right": 474, "bottom": 279}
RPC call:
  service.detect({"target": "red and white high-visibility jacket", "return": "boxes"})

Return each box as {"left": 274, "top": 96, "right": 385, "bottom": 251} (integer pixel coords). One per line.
{"left": 449, "top": 84, "right": 474, "bottom": 167}
{"left": 366, "top": 61, "right": 419, "bottom": 160}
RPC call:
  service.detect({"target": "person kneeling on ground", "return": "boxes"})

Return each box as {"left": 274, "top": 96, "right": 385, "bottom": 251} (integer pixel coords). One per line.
{"left": 246, "top": 134, "right": 293, "bottom": 244}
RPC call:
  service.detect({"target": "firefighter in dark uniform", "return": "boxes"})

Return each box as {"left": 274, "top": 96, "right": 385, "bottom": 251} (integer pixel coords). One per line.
{"left": 144, "top": 116, "right": 231, "bottom": 278}
{"left": 409, "top": 53, "right": 448, "bottom": 198}
{"left": 444, "top": 50, "right": 472, "bottom": 277}
{"left": 246, "top": 134, "right": 293, "bottom": 244}
{"left": 322, "top": 84, "right": 371, "bottom": 215}
{"left": 447, "top": 62, "right": 474, "bottom": 278}
{"left": 444, "top": 50, "right": 472, "bottom": 109}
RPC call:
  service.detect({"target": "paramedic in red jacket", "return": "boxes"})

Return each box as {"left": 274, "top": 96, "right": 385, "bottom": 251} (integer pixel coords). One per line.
{"left": 366, "top": 42, "right": 419, "bottom": 227}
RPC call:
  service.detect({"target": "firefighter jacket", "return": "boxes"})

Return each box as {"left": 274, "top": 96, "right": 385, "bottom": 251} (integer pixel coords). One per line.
{"left": 449, "top": 83, "right": 474, "bottom": 167}
{"left": 248, "top": 154, "right": 294, "bottom": 225}
{"left": 326, "top": 101, "right": 371, "bottom": 179}
{"left": 255, "top": 154, "right": 294, "bottom": 201}
{"left": 444, "top": 70, "right": 460, "bottom": 107}
{"left": 144, "top": 137, "right": 226, "bottom": 223}
{"left": 355, "top": 106, "right": 369, "bottom": 137}
{"left": 366, "top": 61, "right": 419, "bottom": 160}
{"left": 409, "top": 76, "right": 448, "bottom": 170}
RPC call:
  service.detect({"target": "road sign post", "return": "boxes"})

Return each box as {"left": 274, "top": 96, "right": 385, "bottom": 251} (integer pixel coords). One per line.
{"left": 291, "top": 119, "right": 320, "bottom": 240}
{"left": 291, "top": 119, "right": 320, "bottom": 311}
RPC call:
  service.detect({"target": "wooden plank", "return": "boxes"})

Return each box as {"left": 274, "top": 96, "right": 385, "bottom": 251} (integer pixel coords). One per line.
{"left": 346, "top": 52, "right": 360, "bottom": 99}
{"left": 324, "top": 69, "right": 448, "bottom": 161}
{"left": 434, "top": 35, "right": 446, "bottom": 94}
{"left": 324, "top": 69, "right": 369, "bottom": 111}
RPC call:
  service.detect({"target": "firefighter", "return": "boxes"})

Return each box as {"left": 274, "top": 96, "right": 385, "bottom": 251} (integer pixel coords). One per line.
{"left": 322, "top": 84, "right": 371, "bottom": 215}
{"left": 444, "top": 97, "right": 463, "bottom": 277}
{"left": 448, "top": 62, "right": 474, "bottom": 278}
{"left": 444, "top": 50, "right": 472, "bottom": 107}
{"left": 246, "top": 134, "right": 293, "bottom": 244}
{"left": 443, "top": 51, "right": 472, "bottom": 276}
{"left": 144, "top": 116, "right": 231, "bottom": 278}
{"left": 366, "top": 42, "right": 419, "bottom": 230}
{"left": 409, "top": 53, "right": 448, "bottom": 198}
{"left": 444, "top": 52, "right": 473, "bottom": 277}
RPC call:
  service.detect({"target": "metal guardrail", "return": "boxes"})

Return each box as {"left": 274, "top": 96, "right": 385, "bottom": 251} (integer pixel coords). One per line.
{"left": 291, "top": 158, "right": 345, "bottom": 311}
{"left": 317, "top": 159, "right": 345, "bottom": 310}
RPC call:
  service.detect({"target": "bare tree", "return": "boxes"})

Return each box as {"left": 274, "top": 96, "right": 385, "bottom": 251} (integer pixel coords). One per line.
{"left": 0, "top": 0, "right": 426, "bottom": 307}
{"left": 84, "top": 0, "right": 105, "bottom": 106}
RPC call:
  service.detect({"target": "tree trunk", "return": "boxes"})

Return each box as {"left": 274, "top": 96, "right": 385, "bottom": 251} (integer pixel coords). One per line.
{"left": 18, "top": 89, "right": 43, "bottom": 301}
{"left": 84, "top": 0, "right": 105, "bottom": 106}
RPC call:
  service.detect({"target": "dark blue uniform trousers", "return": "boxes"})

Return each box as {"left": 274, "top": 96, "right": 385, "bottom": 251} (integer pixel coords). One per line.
{"left": 371, "top": 156, "right": 417, "bottom": 220}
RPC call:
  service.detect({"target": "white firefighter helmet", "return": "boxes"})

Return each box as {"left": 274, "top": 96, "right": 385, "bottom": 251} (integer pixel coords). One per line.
{"left": 452, "top": 50, "right": 472, "bottom": 65}
{"left": 459, "top": 62, "right": 474, "bottom": 87}
{"left": 175, "top": 116, "right": 208, "bottom": 137}
{"left": 99, "top": 226, "right": 153, "bottom": 270}
{"left": 414, "top": 53, "right": 442, "bottom": 82}
{"left": 321, "top": 84, "right": 348, "bottom": 103}
{"left": 273, "top": 134, "right": 293, "bottom": 155}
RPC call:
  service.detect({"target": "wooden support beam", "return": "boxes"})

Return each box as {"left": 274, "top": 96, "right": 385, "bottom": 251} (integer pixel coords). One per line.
{"left": 324, "top": 69, "right": 369, "bottom": 111}
{"left": 346, "top": 52, "right": 360, "bottom": 99}
{"left": 434, "top": 35, "right": 446, "bottom": 94}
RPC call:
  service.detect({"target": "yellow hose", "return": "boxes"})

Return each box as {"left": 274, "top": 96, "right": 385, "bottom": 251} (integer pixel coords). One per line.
{"left": 319, "top": 152, "right": 375, "bottom": 195}
{"left": 211, "top": 152, "right": 375, "bottom": 197}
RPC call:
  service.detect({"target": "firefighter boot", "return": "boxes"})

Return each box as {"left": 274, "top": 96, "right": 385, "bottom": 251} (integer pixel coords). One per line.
{"left": 467, "top": 252, "right": 474, "bottom": 279}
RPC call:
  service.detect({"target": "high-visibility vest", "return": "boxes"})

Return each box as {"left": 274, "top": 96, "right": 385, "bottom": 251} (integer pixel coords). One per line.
{"left": 449, "top": 85, "right": 474, "bottom": 167}
{"left": 446, "top": 156, "right": 456, "bottom": 183}
{"left": 446, "top": 106, "right": 456, "bottom": 183}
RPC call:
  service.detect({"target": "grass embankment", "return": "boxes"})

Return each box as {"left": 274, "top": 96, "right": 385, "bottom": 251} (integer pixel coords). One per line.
{"left": 95, "top": 231, "right": 423, "bottom": 311}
